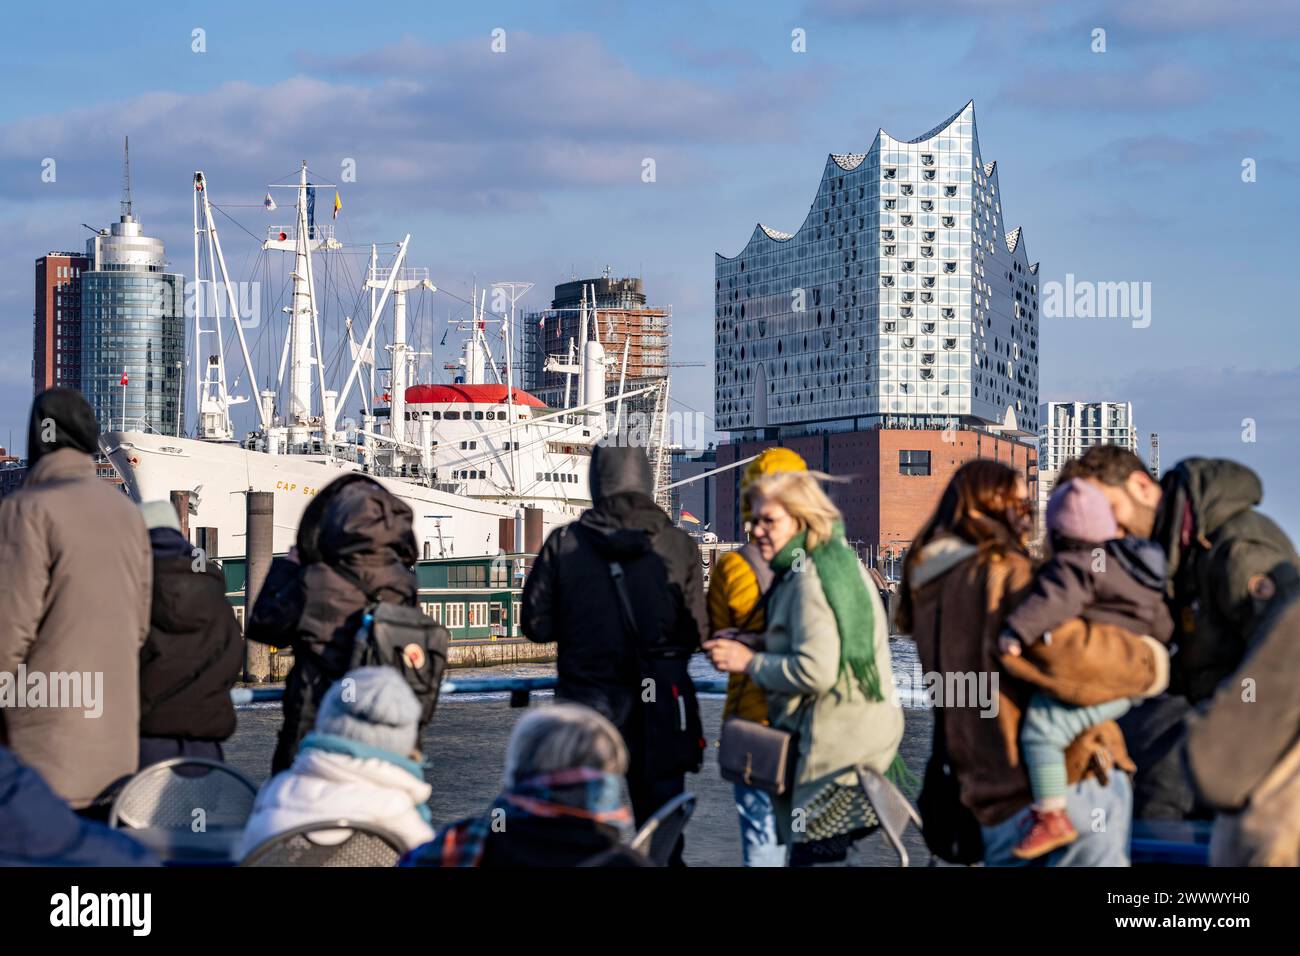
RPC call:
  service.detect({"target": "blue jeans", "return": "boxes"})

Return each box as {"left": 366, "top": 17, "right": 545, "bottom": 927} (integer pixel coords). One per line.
{"left": 981, "top": 772, "right": 1133, "bottom": 866}
{"left": 734, "top": 783, "right": 786, "bottom": 867}
{"left": 1021, "top": 691, "right": 1133, "bottom": 804}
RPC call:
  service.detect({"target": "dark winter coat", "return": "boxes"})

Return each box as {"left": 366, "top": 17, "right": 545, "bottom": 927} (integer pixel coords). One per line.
{"left": 139, "top": 528, "right": 244, "bottom": 741}
{"left": 1188, "top": 589, "right": 1300, "bottom": 813}
{"left": 1004, "top": 536, "right": 1175, "bottom": 646}
{"left": 1153, "top": 458, "right": 1300, "bottom": 703}
{"left": 522, "top": 447, "right": 708, "bottom": 738}
{"left": 246, "top": 476, "right": 419, "bottom": 773}
{"left": 0, "top": 745, "right": 158, "bottom": 867}
{"left": 248, "top": 475, "right": 418, "bottom": 670}
{"left": 479, "top": 816, "right": 653, "bottom": 867}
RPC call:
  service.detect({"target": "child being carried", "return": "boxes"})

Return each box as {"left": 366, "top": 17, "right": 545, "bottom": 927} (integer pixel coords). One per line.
{"left": 998, "top": 478, "right": 1173, "bottom": 860}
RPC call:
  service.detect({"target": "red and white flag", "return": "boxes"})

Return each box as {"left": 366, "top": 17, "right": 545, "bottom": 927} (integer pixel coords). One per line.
{"left": 120, "top": 371, "right": 129, "bottom": 386}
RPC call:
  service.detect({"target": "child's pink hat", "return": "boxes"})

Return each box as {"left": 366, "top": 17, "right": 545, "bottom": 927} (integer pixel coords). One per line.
{"left": 1046, "top": 478, "right": 1119, "bottom": 542}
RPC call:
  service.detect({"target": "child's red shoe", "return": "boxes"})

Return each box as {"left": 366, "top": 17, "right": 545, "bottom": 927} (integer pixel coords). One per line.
{"left": 1011, "top": 808, "right": 1078, "bottom": 860}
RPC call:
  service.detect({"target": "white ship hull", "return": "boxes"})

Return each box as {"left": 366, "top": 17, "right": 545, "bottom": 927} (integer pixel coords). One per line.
{"left": 103, "top": 430, "right": 582, "bottom": 558}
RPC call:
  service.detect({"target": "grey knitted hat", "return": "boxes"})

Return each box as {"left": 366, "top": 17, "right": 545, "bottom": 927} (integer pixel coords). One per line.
{"left": 314, "top": 667, "right": 422, "bottom": 758}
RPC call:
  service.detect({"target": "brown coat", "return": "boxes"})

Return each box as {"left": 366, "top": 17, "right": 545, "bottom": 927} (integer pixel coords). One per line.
{"left": 0, "top": 449, "right": 152, "bottom": 808}
{"left": 907, "top": 534, "right": 1164, "bottom": 827}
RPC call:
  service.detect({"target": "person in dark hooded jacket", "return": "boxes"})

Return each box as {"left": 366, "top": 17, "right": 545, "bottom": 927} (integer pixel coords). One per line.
{"left": 246, "top": 475, "right": 419, "bottom": 774}
{"left": 522, "top": 446, "right": 708, "bottom": 863}
{"left": 1151, "top": 457, "right": 1300, "bottom": 702}
{"left": 136, "top": 500, "right": 244, "bottom": 769}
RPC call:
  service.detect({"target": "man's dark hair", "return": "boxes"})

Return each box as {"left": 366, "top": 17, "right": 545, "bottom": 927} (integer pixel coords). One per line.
{"left": 1065, "top": 445, "right": 1151, "bottom": 487}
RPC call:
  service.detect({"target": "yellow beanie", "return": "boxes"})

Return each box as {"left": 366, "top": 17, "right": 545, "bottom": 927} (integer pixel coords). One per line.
{"left": 741, "top": 447, "right": 808, "bottom": 521}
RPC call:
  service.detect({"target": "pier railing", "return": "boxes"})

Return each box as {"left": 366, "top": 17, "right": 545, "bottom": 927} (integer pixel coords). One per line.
{"left": 234, "top": 676, "right": 933, "bottom": 708}
{"left": 233, "top": 675, "right": 729, "bottom": 708}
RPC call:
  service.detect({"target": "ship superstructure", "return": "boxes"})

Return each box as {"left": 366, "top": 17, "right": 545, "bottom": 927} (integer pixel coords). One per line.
{"left": 103, "top": 164, "right": 665, "bottom": 557}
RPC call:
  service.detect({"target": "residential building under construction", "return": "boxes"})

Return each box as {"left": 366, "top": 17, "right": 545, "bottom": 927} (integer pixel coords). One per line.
{"left": 524, "top": 273, "right": 673, "bottom": 507}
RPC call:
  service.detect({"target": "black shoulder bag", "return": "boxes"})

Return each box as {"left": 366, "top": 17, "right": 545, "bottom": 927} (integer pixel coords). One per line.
{"left": 608, "top": 560, "right": 705, "bottom": 778}
{"left": 917, "top": 589, "right": 985, "bottom": 864}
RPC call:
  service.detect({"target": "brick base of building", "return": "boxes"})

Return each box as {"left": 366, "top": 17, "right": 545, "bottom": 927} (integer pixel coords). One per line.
{"left": 716, "top": 428, "right": 1037, "bottom": 568}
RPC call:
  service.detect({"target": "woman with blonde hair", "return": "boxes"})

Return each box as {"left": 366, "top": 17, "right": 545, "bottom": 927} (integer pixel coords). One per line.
{"left": 705, "top": 469, "right": 905, "bottom": 865}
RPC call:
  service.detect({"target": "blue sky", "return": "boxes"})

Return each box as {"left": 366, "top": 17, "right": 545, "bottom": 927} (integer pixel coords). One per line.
{"left": 2, "top": 0, "right": 1299, "bottom": 528}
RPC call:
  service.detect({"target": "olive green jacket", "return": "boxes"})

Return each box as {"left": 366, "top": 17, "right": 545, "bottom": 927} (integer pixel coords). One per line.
{"left": 1157, "top": 458, "right": 1300, "bottom": 703}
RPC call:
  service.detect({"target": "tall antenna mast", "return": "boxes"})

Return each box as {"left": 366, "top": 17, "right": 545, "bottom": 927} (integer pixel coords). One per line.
{"left": 121, "top": 136, "right": 133, "bottom": 221}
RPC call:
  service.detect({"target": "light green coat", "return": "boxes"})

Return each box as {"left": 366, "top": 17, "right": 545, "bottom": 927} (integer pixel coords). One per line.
{"left": 747, "top": 559, "right": 904, "bottom": 842}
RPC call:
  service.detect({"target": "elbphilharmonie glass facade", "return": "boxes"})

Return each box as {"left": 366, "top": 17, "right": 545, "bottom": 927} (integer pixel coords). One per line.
{"left": 715, "top": 101, "right": 1040, "bottom": 439}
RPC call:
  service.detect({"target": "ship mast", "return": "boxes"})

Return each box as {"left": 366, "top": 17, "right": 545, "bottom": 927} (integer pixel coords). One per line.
{"left": 289, "top": 163, "right": 316, "bottom": 441}
{"left": 365, "top": 264, "right": 434, "bottom": 473}
{"left": 490, "top": 281, "right": 533, "bottom": 495}
{"left": 263, "top": 162, "right": 339, "bottom": 448}
{"left": 192, "top": 170, "right": 260, "bottom": 438}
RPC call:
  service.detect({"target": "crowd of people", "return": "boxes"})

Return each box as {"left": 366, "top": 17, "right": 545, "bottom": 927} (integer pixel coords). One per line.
{"left": 2, "top": 387, "right": 1298, "bottom": 867}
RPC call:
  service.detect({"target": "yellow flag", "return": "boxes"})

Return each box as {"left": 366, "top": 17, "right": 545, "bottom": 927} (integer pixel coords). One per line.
{"left": 333, "top": 190, "right": 342, "bottom": 219}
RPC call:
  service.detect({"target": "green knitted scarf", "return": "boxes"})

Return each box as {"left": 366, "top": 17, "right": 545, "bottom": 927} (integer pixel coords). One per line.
{"left": 770, "top": 523, "right": 884, "bottom": 703}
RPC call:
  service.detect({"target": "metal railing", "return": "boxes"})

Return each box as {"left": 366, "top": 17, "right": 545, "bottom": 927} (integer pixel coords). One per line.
{"left": 234, "top": 676, "right": 929, "bottom": 709}
{"left": 266, "top": 223, "right": 335, "bottom": 243}
{"left": 233, "top": 675, "right": 729, "bottom": 707}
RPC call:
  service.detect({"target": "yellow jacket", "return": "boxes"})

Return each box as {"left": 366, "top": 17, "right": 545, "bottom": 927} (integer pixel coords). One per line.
{"left": 708, "top": 548, "right": 769, "bottom": 724}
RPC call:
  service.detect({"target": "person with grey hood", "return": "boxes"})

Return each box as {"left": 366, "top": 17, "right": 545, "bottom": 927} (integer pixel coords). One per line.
{"left": 522, "top": 445, "right": 708, "bottom": 865}
{"left": 0, "top": 388, "right": 152, "bottom": 815}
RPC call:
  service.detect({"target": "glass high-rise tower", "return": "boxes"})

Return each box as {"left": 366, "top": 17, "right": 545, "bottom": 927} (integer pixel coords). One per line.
{"left": 715, "top": 101, "right": 1039, "bottom": 439}
{"left": 80, "top": 186, "right": 184, "bottom": 436}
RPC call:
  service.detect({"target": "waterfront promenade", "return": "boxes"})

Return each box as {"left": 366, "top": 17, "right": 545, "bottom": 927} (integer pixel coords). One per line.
{"left": 225, "top": 651, "right": 935, "bottom": 867}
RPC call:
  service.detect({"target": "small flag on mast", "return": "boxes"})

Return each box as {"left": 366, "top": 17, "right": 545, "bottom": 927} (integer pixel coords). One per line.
{"left": 120, "top": 370, "right": 129, "bottom": 386}
{"left": 264, "top": 193, "right": 277, "bottom": 212}
{"left": 333, "top": 191, "right": 342, "bottom": 219}
{"left": 680, "top": 510, "right": 700, "bottom": 525}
